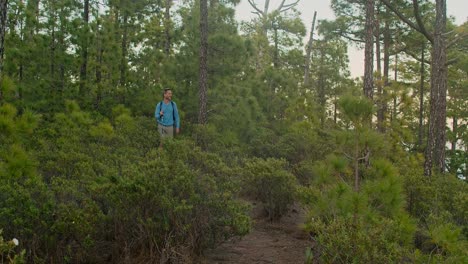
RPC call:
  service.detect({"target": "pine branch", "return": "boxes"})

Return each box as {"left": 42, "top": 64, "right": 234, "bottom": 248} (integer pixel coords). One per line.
{"left": 277, "top": 0, "right": 299, "bottom": 13}
{"left": 380, "top": 0, "right": 433, "bottom": 43}
{"left": 447, "top": 32, "right": 468, "bottom": 49}
{"left": 399, "top": 45, "right": 431, "bottom": 64}
{"left": 412, "top": 0, "right": 433, "bottom": 43}
{"left": 247, "top": 0, "right": 264, "bottom": 17}
{"left": 338, "top": 33, "right": 366, "bottom": 43}
{"left": 446, "top": 58, "right": 459, "bottom": 66}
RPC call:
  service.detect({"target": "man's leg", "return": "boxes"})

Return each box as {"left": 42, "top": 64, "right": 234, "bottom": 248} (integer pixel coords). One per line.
{"left": 158, "top": 125, "right": 174, "bottom": 149}
{"left": 158, "top": 124, "right": 166, "bottom": 149}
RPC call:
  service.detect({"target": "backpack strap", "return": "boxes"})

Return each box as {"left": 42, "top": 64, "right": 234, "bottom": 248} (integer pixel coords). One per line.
{"left": 171, "top": 101, "right": 175, "bottom": 123}
{"left": 158, "top": 101, "right": 163, "bottom": 120}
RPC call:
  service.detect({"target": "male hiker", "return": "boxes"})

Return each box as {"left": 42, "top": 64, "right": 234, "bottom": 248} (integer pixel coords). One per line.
{"left": 155, "top": 88, "right": 180, "bottom": 141}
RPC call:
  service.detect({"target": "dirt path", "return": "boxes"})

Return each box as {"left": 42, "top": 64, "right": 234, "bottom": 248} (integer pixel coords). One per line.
{"left": 201, "top": 203, "right": 312, "bottom": 264}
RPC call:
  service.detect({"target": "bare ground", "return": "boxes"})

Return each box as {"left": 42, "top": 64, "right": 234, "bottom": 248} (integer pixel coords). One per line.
{"left": 200, "top": 202, "right": 312, "bottom": 264}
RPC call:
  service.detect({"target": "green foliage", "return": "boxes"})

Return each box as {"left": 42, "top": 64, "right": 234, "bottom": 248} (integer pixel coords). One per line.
{"left": 404, "top": 166, "right": 468, "bottom": 237}
{"left": 300, "top": 136, "right": 417, "bottom": 262}
{"left": 0, "top": 76, "right": 17, "bottom": 102}
{"left": 0, "top": 230, "right": 25, "bottom": 264}
{"left": 0, "top": 103, "right": 250, "bottom": 262}
{"left": 0, "top": 105, "right": 53, "bottom": 262}
{"left": 364, "top": 159, "right": 406, "bottom": 217}
{"left": 307, "top": 216, "right": 414, "bottom": 263}
{"left": 338, "top": 94, "right": 374, "bottom": 126}
{"left": 243, "top": 158, "right": 297, "bottom": 220}
{"left": 104, "top": 139, "right": 251, "bottom": 261}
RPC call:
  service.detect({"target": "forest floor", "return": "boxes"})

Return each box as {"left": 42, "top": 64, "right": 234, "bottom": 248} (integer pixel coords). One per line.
{"left": 200, "top": 202, "right": 312, "bottom": 264}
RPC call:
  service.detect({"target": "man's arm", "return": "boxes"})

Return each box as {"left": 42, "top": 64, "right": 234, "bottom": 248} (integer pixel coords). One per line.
{"left": 155, "top": 103, "right": 161, "bottom": 120}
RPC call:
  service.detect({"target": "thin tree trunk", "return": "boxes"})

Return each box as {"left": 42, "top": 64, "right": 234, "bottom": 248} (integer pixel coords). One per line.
{"left": 376, "top": 15, "right": 384, "bottom": 131}
{"left": 79, "top": 0, "right": 89, "bottom": 96}
{"left": 418, "top": 43, "right": 425, "bottom": 148}
{"left": 58, "top": 14, "right": 65, "bottom": 95}
{"left": 119, "top": 12, "right": 128, "bottom": 88}
{"left": 164, "top": 0, "right": 172, "bottom": 55}
{"left": 318, "top": 48, "right": 325, "bottom": 128}
{"left": 0, "top": 0, "right": 7, "bottom": 102}
{"left": 451, "top": 117, "right": 457, "bottom": 152}
{"left": 303, "top": 11, "right": 317, "bottom": 87}
{"left": 424, "top": 0, "right": 447, "bottom": 176}
{"left": 363, "top": 0, "right": 374, "bottom": 99}
{"left": 392, "top": 54, "right": 398, "bottom": 121}
{"left": 23, "top": 0, "right": 39, "bottom": 91}
{"left": 18, "top": 4, "right": 23, "bottom": 99}
{"left": 354, "top": 141, "right": 360, "bottom": 192}
{"left": 95, "top": 23, "right": 103, "bottom": 110}
{"left": 263, "top": 0, "right": 270, "bottom": 15}
{"left": 382, "top": 19, "right": 390, "bottom": 130}
{"left": 198, "top": 0, "right": 208, "bottom": 125}
{"left": 273, "top": 24, "right": 279, "bottom": 68}
{"left": 334, "top": 95, "right": 338, "bottom": 125}
{"left": 50, "top": 13, "right": 56, "bottom": 93}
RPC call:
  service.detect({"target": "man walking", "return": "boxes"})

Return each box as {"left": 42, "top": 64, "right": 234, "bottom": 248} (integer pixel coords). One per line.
{"left": 155, "top": 88, "right": 180, "bottom": 140}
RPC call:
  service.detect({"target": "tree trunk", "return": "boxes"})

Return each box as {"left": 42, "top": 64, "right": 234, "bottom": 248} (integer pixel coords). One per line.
{"left": 354, "top": 141, "right": 360, "bottom": 192}
{"left": 418, "top": 43, "right": 425, "bottom": 148}
{"left": 392, "top": 53, "right": 398, "bottom": 121}
{"left": 95, "top": 23, "right": 103, "bottom": 110}
{"left": 18, "top": 3, "right": 23, "bottom": 99}
{"left": 0, "top": 0, "right": 7, "bottom": 101}
{"left": 424, "top": 0, "right": 447, "bottom": 176}
{"left": 50, "top": 13, "right": 56, "bottom": 92}
{"left": 198, "top": 0, "right": 208, "bottom": 125}
{"left": 318, "top": 48, "right": 326, "bottom": 128}
{"left": 79, "top": 0, "right": 89, "bottom": 96}
{"left": 273, "top": 22, "right": 279, "bottom": 68}
{"left": 363, "top": 0, "right": 374, "bottom": 99}
{"left": 58, "top": 13, "right": 65, "bottom": 95}
{"left": 376, "top": 15, "right": 383, "bottom": 131}
{"left": 119, "top": 12, "right": 128, "bottom": 88}
{"left": 334, "top": 95, "right": 338, "bottom": 125}
{"left": 451, "top": 117, "right": 457, "bottom": 152}
{"left": 164, "top": 0, "right": 172, "bottom": 55}
{"left": 303, "top": 11, "right": 317, "bottom": 87}
{"left": 382, "top": 19, "right": 390, "bottom": 130}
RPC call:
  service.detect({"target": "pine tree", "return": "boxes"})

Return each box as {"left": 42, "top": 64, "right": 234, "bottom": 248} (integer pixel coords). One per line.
{"left": 198, "top": 0, "right": 208, "bottom": 125}
{"left": 0, "top": 0, "right": 7, "bottom": 101}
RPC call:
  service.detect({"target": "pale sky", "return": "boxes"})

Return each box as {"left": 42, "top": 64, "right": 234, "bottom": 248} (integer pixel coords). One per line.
{"left": 235, "top": 0, "right": 468, "bottom": 77}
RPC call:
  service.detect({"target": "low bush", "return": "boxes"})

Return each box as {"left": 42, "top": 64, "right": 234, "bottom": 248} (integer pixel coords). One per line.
{"left": 243, "top": 158, "right": 297, "bottom": 220}
{"left": 0, "top": 104, "right": 251, "bottom": 263}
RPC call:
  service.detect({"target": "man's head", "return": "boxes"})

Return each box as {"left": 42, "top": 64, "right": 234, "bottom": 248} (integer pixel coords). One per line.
{"left": 163, "top": 88, "right": 173, "bottom": 101}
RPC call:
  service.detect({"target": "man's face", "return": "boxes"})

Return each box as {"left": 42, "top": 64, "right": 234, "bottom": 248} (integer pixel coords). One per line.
{"left": 164, "top": 90, "right": 173, "bottom": 100}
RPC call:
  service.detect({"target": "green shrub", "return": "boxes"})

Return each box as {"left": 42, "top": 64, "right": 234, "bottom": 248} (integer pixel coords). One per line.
{"left": 1, "top": 104, "right": 251, "bottom": 263}
{"left": 243, "top": 158, "right": 297, "bottom": 220}
{"left": 104, "top": 140, "right": 250, "bottom": 262}
{"left": 403, "top": 166, "right": 468, "bottom": 237}
{"left": 0, "top": 230, "right": 25, "bottom": 264}
{"left": 302, "top": 156, "right": 417, "bottom": 262}
{"left": 306, "top": 216, "right": 414, "bottom": 263}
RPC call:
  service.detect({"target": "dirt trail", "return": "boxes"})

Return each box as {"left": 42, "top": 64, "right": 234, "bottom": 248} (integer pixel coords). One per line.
{"left": 201, "top": 203, "right": 312, "bottom": 264}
